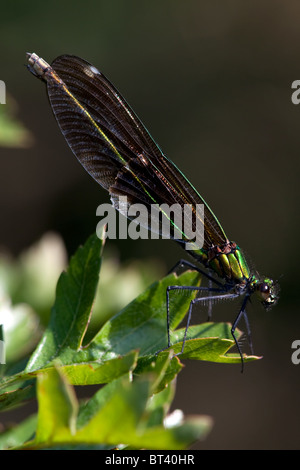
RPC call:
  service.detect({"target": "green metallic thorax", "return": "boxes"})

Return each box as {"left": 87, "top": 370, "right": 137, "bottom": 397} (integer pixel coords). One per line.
{"left": 192, "top": 241, "right": 251, "bottom": 285}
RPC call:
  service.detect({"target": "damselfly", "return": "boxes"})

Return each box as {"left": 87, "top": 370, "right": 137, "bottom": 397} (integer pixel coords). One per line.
{"left": 27, "top": 53, "right": 279, "bottom": 370}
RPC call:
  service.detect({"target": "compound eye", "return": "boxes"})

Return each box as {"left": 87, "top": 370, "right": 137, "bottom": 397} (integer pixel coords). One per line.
{"left": 260, "top": 283, "right": 270, "bottom": 294}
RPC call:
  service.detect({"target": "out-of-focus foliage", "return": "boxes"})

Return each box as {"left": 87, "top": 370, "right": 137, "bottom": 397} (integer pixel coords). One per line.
{"left": 0, "top": 232, "right": 258, "bottom": 449}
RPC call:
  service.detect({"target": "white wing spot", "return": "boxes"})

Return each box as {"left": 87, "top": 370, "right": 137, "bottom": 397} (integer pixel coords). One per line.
{"left": 83, "top": 65, "right": 101, "bottom": 78}
{"left": 90, "top": 65, "right": 100, "bottom": 75}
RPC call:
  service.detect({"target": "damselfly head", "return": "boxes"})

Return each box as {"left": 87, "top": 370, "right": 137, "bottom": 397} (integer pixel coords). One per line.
{"left": 255, "top": 278, "right": 279, "bottom": 310}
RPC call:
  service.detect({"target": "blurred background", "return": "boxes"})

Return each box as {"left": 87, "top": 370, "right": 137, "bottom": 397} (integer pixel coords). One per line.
{"left": 0, "top": 0, "right": 299, "bottom": 449}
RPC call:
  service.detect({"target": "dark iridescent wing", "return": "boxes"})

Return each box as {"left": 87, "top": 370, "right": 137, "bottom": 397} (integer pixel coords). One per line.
{"left": 29, "top": 53, "right": 227, "bottom": 249}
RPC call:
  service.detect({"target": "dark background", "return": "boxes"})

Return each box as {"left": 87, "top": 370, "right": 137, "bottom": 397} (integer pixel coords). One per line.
{"left": 1, "top": 0, "right": 300, "bottom": 449}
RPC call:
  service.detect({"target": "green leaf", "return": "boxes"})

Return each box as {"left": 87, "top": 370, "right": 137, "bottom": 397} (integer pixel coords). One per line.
{"left": 1, "top": 227, "right": 262, "bottom": 450}
{"left": 35, "top": 367, "right": 78, "bottom": 443}
{"left": 0, "top": 414, "right": 37, "bottom": 450}
{"left": 167, "top": 322, "right": 260, "bottom": 364}
{"left": 133, "top": 351, "right": 183, "bottom": 394}
{"left": 144, "top": 380, "right": 176, "bottom": 428}
{"left": 92, "top": 270, "right": 201, "bottom": 356}
{"left": 56, "top": 350, "right": 139, "bottom": 385}
{"left": 74, "top": 375, "right": 212, "bottom": 450}
{"left": 0, "top": 350, "right": 138, "bottom": 395}
{"left": 0, "top": 382, "right": 35, "bottom": 411}
{"left": 17, "top": 366, "right": 211, "bottom": 450}
{"left": 92, "top": 269, "right": 258, "bottom": 366}
{"left": 25, "top": 233, "right": 103, "bottom": 372}
{"left": 0, "top": 231, "right": 259, "bottom": 413}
